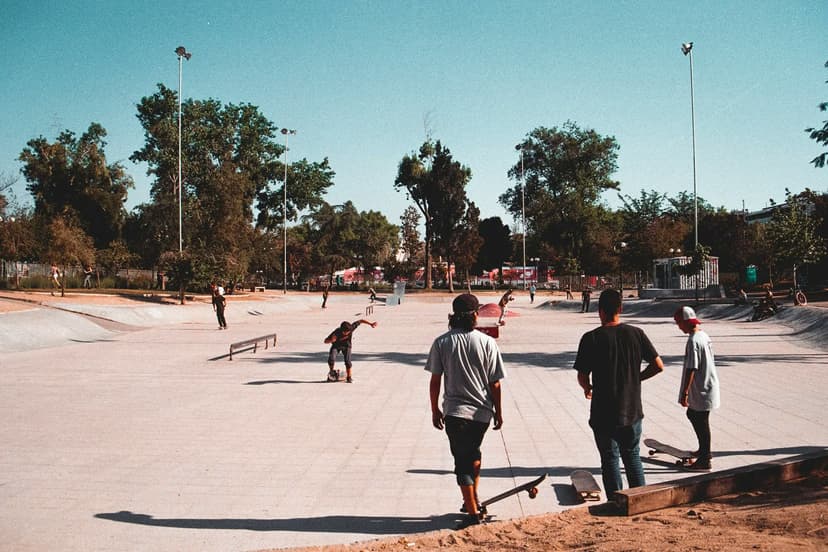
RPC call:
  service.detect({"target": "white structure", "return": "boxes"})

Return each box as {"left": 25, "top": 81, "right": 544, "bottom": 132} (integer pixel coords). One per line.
{"left": 653, "top": 255, "right": 719, "bottom": 290}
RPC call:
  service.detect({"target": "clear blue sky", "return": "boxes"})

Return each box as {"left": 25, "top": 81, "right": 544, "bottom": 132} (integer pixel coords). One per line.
{"left": 1, "top": 1, "right": 826, "bottom": 229}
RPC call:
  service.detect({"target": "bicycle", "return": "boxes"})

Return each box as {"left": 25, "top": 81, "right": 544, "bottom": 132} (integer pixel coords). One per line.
{"left": 789, "top": 286, "right": 808, "bottom": 306}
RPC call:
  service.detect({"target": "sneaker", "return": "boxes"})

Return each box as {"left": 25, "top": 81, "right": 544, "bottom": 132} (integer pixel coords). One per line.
{"left": 346, "top": 376, "right": 353, "bottom": 383}
{"left": 455, "top": 513, "right": 482, "bottom": 530}
{"left": 686, "top": 459, "right": 712, "bottom": 471}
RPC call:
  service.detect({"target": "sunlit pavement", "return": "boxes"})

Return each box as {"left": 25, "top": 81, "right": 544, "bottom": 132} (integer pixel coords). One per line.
{"left": 0, "top": 291, "right": 825, "bottom": 551}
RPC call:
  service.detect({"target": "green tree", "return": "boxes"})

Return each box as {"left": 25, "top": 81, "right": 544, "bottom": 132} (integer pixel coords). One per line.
{"left": 399, "top": 206, "right": 423, "bottom": 275}
{"left": 765, "top": 189, "right": 826, "bottom": 287}
{"left": 396, "top": 140, "right": 472, "bottom": 289}
{"left": 96, "top": 240, "right": 137, "bottom": 281}
{"left": 474, "top": 217, "right": 512, "bottom": 277}
{"left": 449, "top": 202, "right": 483, "bottom": 289}
{"left": 500, "top": 122, "right": 621, "bottom": 270}
{"left": 805, "top": 60, "right": 828, "bottom": 168}
{"left": 353, "top": 210, "right": 399, "bottom": 283}
{"left": 130, "top": 84, "right": 335, "bottom": 291}
{"left": 0, "top": 208, "right": 36, "bottom": 289}
{"left": 425, "top": 143, "right": 475, "bottom": 292}
{"left": 19, "top": 123, "right": 133, "bottom": 249}
{"left": 44, "top": 218, "right": 96, "bottom": 296}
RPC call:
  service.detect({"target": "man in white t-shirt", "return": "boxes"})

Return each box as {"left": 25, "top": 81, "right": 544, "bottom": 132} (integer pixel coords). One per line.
{"left": 674, "top": 306, "right": 720, "bottom": 471}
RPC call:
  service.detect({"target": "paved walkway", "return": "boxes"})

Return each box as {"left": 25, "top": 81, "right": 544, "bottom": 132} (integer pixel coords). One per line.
{"left": 0, "top": 291, "right": 826, "bottom": 551}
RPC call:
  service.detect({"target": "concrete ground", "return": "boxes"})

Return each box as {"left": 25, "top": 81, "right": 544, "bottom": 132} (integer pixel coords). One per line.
{"left": 0, "top": 290, "right": 826, "bottom": 551}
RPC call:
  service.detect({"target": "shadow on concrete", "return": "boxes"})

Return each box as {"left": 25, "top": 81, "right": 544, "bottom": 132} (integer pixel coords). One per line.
{"left": 245, "top": 379, "right": 319, "bottom": 385}
{"left": 552, "top": 483, "right": 584, "bottom": 506}
{"left": 715, "top": 353, "right": 828, "bottom": 365}
{"left": 409, "top": 465, "right": 596, "bottom": 479}
{"left": 501, "top": 351, "right": 577, "bottom": 369}
{"left": 95, "top": 511, "right": 461, "bottom": 534}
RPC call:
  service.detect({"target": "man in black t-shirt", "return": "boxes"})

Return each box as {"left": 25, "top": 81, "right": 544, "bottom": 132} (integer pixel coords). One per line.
{"left": 574, "top": 289, "right": 664, "bottom": 499}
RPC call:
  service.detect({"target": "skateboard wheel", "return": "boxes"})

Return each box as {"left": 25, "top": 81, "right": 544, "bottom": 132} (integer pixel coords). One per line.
{"left": 528, "top": 487, "right": 538, "bottom": 499}
{"left": 648, "top": 450, "right": 656, "bottom": 456}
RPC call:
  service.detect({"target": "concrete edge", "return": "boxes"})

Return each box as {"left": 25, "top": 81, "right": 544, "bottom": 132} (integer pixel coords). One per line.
{"left": 615, "top": 449, "right": 828, "bottom": 516}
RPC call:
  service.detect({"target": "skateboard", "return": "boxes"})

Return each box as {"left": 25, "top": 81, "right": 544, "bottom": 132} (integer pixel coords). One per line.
{"left": 570, "top": 470, "right": 601, "bottom": 501}
{"left": 462, "top": 473, "right": 547, "bottom": 514}
{"left": 644, "top": 438, "right": 694, "bottom": 465}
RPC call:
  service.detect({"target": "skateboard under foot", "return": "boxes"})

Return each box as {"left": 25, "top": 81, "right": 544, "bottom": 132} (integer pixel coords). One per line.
{"left": 461, "top": 473, "right": 547, "bottom": 515}
{"left": 644, "top": 438, "right": 694, "bottom": 465}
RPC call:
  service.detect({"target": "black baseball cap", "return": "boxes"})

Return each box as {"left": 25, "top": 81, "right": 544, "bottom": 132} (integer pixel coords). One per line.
{"left": 452, "top": 293, "right": 480, "bottom": 313}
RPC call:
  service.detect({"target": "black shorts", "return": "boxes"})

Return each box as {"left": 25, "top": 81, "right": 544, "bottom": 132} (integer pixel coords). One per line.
{"left": 445, "top": 416, "right": 489, "bottom": 486}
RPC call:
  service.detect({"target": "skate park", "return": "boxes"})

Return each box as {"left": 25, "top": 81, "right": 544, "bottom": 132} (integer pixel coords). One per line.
{"left": 0, "top": 290, "right": 826, "bottom": 551}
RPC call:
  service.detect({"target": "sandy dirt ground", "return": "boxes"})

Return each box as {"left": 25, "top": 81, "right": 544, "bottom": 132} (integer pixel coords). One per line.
{"left": 279, "top": 471, "right": 827, "bottom": 552}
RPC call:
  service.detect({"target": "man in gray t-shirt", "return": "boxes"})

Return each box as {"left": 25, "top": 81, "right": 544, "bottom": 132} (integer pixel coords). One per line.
{"left": 426, "top": 293, "right": 505, "bottom": 528}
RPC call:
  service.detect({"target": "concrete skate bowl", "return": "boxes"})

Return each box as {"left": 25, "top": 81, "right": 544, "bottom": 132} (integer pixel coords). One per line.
{"left": 562, "top": 299, "right": 828, "bottom": 352}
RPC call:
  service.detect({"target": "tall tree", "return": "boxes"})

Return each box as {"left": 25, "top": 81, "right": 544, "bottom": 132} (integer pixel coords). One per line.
{"left": 19, "top": 123, "right": 132, "bottom": 249}
{"left": 130, "top": 84, "right": 334, "bottom": 289}
{"left": 426, "top": 143, "right": 475, "bottom": 292}
{"left": 474, "top": 217, "right": 512, "bottom": 276}
{"left": 353, "top": 210, "right": 399, "bottom": 281}
{"left": 395, "top": 141, "right": 474, "bottom": 290}
{"left": 500, "top": 122, "right": 620, "bottom": 272}
{"left": 449, "top": 202, "right": 483, "bottom": 289}
{"left": 44, "top": 218, "right": 96, "bottom": 296}
{"left": 805, "top": 60, "right": 828, "bottom": 168}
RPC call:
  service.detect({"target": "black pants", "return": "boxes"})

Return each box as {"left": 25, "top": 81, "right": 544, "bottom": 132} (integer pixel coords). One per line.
{"left": 686, "top": 408, "right": 711, "bottom": 460}
{"left": 215, "top": 307, "right": 227, "bottom": 328}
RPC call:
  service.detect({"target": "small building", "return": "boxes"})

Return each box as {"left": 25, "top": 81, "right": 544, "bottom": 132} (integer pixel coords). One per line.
{"left": 652, "top": 256, "right": 719, "bottom": 290}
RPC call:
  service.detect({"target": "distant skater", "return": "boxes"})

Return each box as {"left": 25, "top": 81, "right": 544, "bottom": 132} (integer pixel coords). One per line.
{"left": 529, "top": 283, "right": 536, "bottom": 304}
{"left": 212, "top": 287, "right": 227, "bottom": 329}
{"left": 497, "top": 288, "right": 514, "bottom": 325}
{"left": 322, "top": 284, "right": 330, "bottom": 308}
{"left": 673, "top": 306, "right": 720, "bottom": 471}
{"left": 324, "top": 319, "right": 378, "bottom": 383}
{"left": 581, "top": 287, "right": 592, "bottom": 313}
{"left": 50, "top": 264, "right": 62, "bottom": 296}
{"left": 83, "top": 266, "right": 93, "bottom": 289}
{"left": 565, "top": 285, "right": 574, "bottom": 300}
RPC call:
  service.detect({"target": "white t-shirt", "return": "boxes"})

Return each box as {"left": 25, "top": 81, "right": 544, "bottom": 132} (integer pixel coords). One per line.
{"left": 680, "top": 329, "right": 720, "bottom": 411}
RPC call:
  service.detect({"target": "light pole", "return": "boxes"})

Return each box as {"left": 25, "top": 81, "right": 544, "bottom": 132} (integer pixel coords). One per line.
{"left": 281, "top": 128, "right": 296, "bottom": 294}
{"left": 175, "top": 46, "right": 191, "bottom": 305}
{"left": 681, "top": 41, "right": 698, "bottom": 249}
{"left": 617, "top": 241, "right": 627, "bottom": 296}
{"left": 515, "top": 144, "right": 527, "bottom": 289}
{"left": 175, "top": 46, "right": 191, "bottom": 254}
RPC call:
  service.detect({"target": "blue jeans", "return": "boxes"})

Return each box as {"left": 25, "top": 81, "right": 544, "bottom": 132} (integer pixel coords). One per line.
{"left": 591, "top": 419, "right": 645, "bottom": 497}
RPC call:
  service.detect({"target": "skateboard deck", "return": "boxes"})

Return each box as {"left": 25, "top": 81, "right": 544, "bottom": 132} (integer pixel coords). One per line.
{"left": 462, "top": 473, "right": 546, "bottom": 514}
{"left": 570, "top": 470, "right": 601, "bottom": 502}
{"left": 644, "top": 438, "right": 693, "bottom": 465}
